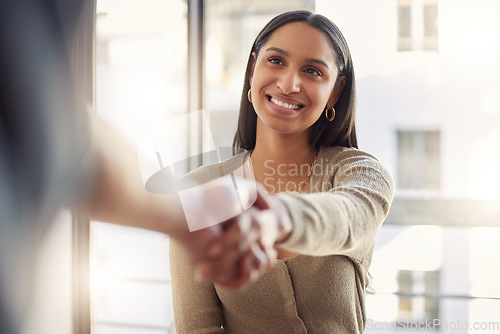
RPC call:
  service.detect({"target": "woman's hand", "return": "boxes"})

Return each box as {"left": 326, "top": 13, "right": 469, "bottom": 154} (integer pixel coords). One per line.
{"left": 171, "top": 177, "right": 293, "bottom": 290}
{"left": 199, "top": 185, "right": 293, "bottom": 289}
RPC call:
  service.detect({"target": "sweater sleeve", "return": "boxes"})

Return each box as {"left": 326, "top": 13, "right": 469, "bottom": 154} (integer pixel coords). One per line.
{"left": 169, "top": 239, "right": 225, "bottom": 334}
{"left": 275, "top": 148, "right": 394, "bottom": 262}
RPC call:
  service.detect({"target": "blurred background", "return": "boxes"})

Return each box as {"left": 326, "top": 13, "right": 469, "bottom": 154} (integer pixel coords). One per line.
{"left": 31, "top": 0, "right": 500, "bottom": 333}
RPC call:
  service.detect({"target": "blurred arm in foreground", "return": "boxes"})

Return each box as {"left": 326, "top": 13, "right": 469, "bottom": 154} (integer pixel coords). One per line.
{"left": 86, "top": 113, "right": 274, "bottom": 288}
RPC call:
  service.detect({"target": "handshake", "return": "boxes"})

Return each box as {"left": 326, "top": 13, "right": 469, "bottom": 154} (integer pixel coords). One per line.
{"left": 169, "top": 176, "right": 293, "bottom": 290}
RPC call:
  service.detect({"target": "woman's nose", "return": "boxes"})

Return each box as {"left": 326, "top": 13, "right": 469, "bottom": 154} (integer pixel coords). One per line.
{"left": 277, "top": 69, "right": 300, "bottom": 94}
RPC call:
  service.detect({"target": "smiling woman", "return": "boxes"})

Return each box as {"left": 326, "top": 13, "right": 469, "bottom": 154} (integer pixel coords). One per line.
{"left": 236, "top": 11, "right": 357, "bottom": 152}
{"left": 170, "top": 10, "right": 394, "bottom": 334}
{"left": 249, "top": 22, "right": 341, "bottom": 137}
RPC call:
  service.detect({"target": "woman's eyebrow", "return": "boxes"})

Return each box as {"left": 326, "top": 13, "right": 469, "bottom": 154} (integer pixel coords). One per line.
{"left": 306, "top": 58, "right": 329, "bottom": 69}
{"left": 265, "top": 47, "right": 329, "bottom": 69}
{"left": 265, "top": 47, "right": 289, "bottom": 56}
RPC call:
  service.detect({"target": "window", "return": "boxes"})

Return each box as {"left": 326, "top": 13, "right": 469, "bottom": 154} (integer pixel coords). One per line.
{"left": 397, "top": 270, "right": 440, "bottom": 323}
{"left": 423, "top": 1, "right": 439, "bottom": 50}
{"left": 398, "top": 0, "right": 439, "bottom": 51}
{"left": 398, "top": 0, "right": 412, "bottom": 51}
{"left": 397, "top": 130, "right": 440, "bottom": 190}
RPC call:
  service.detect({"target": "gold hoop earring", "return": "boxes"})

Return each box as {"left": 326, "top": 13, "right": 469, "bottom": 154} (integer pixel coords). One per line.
{"left": 325, "top": 107, "right": 335, "bottom": 121}
{"left": 247, "top": 88, "right": 252, "bottom": 103}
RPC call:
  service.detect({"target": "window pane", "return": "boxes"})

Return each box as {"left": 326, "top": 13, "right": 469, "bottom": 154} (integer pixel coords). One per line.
{"left": 424, "top": 3, "right": 438, "bottom": 37}
{"left": 424, "top": 271, "right": 440, "bottom": 320}
{"left": 398, "top": 3, "right": 412, "bottom": 38}
{"left": 397, "top": 130, "right": 440, "bottom": 190}
{"left": 424, "top": 2, "right": 439, "bottom": 50}
{"left": 398, "top": 0, "right": 412, "bottom": 51}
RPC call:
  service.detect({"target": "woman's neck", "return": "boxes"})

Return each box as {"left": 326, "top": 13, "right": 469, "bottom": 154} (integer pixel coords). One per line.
{"left": 252, "top": 126, "right": 314, "bottom": 163}
{"left": 251, "top": 122, "right": 314, "bottom": 165}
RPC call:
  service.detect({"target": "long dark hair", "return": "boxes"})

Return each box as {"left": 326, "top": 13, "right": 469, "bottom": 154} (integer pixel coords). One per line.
{"left": 233, "top": 10, "right": 357, "bottom": 151}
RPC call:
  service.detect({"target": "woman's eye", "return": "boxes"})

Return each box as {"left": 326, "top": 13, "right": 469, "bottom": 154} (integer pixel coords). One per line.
{"left": 268, "top": 57, "right": 284, "bottom": 65}
{"left": 305, "top": 68, "right": 322, "bottom": 76}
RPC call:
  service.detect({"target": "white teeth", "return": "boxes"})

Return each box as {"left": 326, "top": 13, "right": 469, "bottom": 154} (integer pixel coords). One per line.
{"left": 270, "top": 97, "right": 300, "bottom": 110}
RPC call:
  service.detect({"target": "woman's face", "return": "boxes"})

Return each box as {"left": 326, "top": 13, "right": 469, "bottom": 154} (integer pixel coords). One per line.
{"left": 249, "top": 22, "right": 342, "bottom": 136}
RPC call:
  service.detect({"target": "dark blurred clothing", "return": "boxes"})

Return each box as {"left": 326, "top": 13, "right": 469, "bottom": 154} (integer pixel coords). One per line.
{"left": 0, "top": 0, "right": 92, "bottom": 331}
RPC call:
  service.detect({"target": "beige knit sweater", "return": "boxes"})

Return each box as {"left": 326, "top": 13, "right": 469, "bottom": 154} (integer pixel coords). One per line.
{"left": 170, "top": 146, "right": 394, "bottom": 333}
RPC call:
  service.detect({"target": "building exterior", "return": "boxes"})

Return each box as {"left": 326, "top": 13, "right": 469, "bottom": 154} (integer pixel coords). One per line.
{"left": 316, "top": 1, "right": 500, "bottom": 332}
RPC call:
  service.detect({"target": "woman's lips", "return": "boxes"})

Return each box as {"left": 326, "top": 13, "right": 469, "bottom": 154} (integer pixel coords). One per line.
{"left": 266, "top": 94, "right": 304, "bottom": 114}
{"left": 269, "top": 96, "right": 301, "bottom": 110}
